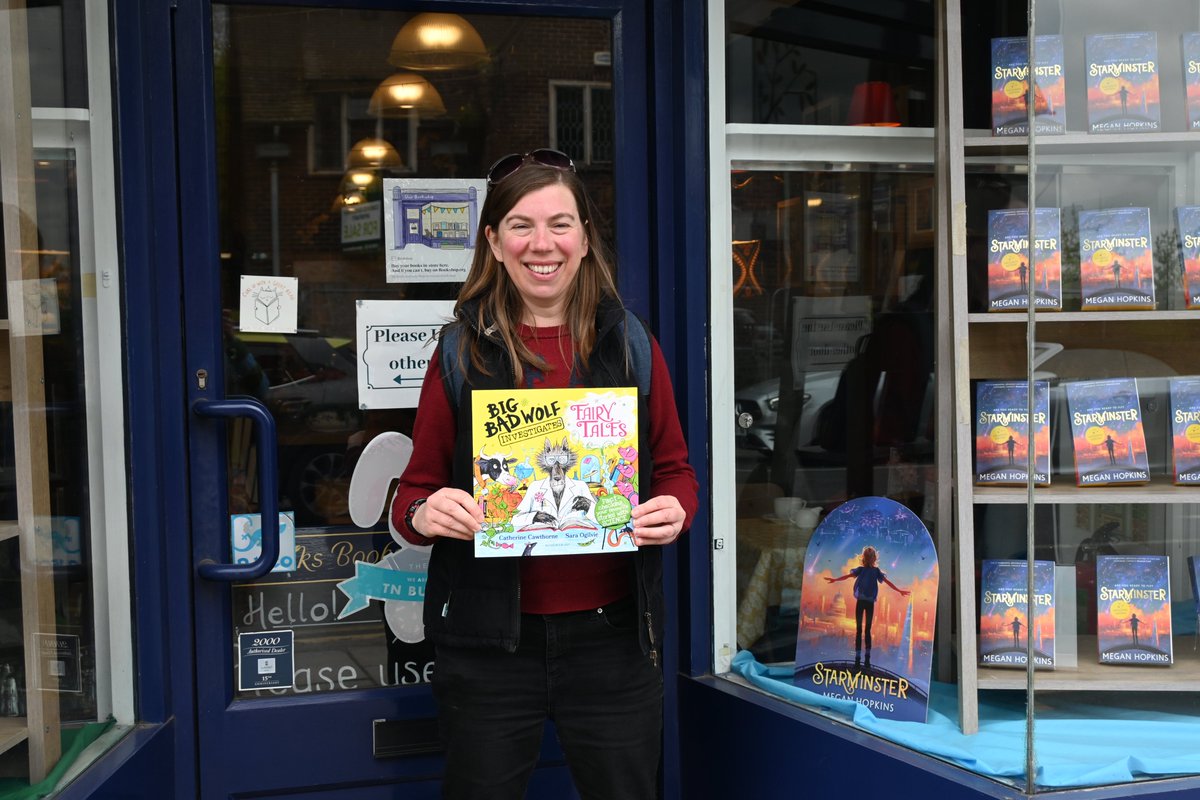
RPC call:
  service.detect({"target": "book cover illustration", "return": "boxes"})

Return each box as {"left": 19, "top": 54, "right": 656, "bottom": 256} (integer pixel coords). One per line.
{"left": 794, "top": 496, "right": 939, "bottom": 723}
{"left": 1169, "top": 377, "right": 1200, "bottom": 484}
{"left": 1065, "top": 378, "right": 1150, "bottom": 486}
{"left": 1096, "top": 554, "right": 1172, "bottom": 665}
{"left": 1175, "top": 206, "right": 1200, "bottom": 309}
{"left": 986, "top": 208, "right": 1063, "bottom": 311}
{"left": 979, "top": 559, "right": 1056, "bottom": 668}
{"left": 1085, "top": 32, "right": 1161, "bottom": 134}
{"left": 1184, "top": 34, "right": 1200, "bottom": 130}
{"left": 1078, "top": 207, "right": 1156, "bottom": 310}
{"left": 470, "top": 387, "right": 639, "bottom": 558}
{"left": 991, "top": 36, "right": 1067, "bottom": 136}
{"left": 974, "top": 380, "right": 1050, "bottom": 486}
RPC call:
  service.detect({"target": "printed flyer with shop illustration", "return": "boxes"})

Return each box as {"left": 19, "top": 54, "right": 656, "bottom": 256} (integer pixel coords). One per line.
{"left": 794, "top": 496, "right": 939, "bottom": 723}
{"left": 470, "top": 387, "right": 640, "bottom": 558}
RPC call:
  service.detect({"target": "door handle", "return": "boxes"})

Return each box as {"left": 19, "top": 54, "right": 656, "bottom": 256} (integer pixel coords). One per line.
{"left": 193, "top": 397, "right": 280, "bottom": 581}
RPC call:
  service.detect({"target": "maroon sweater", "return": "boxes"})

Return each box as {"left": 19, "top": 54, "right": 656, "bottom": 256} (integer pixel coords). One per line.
{"left": 392, "top": 323, "right": 699, "bottom": 614}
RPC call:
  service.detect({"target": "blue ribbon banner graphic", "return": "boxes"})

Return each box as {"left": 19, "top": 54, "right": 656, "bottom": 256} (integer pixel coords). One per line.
{"left": 336, "top": 561, "right": 426, "bottom": 619}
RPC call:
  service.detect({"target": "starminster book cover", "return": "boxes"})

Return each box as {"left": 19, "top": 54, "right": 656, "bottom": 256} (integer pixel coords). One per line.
{"left": 1096, "top": 554, "right": 1172, "bottom": 665}
{"left": 470, "top": 387, "right": 640, "bottom": 558}
{"left": 1078, "top": 207, "right": 1156, "bottom": 310}
{"left": 986, "top": 208, "right": 1062, "bottom": 311}
{"left": 1175, "top": 206, "right": 1200, "bottom": 309}
{"left": 1169, "top": 377, "right": 1200, "bottom": 484}
{"left": 1085, "top": 32, "right": 1161, "bottom": 134}
{"left": 991, "top": 36, "right": 1066, "bottom": 136}
{"left": 974, "top": 380, "right": 1050, "bottom": 486}
{"left": 1183, "top": 33, "right": 1200, "bottom": 130}
{"left": 1065, "top": 378, "right": 1150, "bottom": 486}
{"left": 979, "top": 559, "right": 1056, "bottom": 669}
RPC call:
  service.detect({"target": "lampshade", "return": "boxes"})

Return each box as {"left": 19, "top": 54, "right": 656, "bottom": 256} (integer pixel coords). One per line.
{"left": 367, "top": 72, "right": 447, "bottom": 116}
{"left": 388, "top": 13, "right": 489, "bottom": 71}
{"left": 347, "top": 138, "right": 404, "bottom": 170}
{"left": 847, "top": 81, "right": 900, "bottom": 126}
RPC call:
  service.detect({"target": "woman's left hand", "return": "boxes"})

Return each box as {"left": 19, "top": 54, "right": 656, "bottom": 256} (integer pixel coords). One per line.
{"left": 630, "top": 495, "right": 686, "bottom": 546}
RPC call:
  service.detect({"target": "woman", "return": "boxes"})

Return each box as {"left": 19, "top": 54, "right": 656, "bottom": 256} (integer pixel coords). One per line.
{"left": 391, "top": 149, "right": 699, "bottom": 799}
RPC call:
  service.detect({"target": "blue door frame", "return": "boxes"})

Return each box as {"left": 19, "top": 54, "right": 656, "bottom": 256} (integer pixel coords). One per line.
{"left": 88, "top": 0, "right": 712, "bottom": 797}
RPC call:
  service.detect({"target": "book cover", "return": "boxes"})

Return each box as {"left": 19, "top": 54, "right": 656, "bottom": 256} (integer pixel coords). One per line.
{"left": 469, "top": 387, "right": 639, "bottom": 558}
{"left": 991, "top": 36, "right": 1067, "bottom": 136}
{"left": 1085, "top": 32, "right": 1161, "bottom": 134}
{"left": 979, "top": 559, "right": 1056, "bottom": 668}
{"left": 1169, "top": 377, "right": 1200, "bottom": 484}
{"left": 1183, "top": 34, "right": 1200, "bottom": 130}
{"left": 1096, "top": 554, "right": 1172, "bottom": 665}
{"left": 1175, "top": 206, "right": 1200, "bottom": 309}
{"left": 974, "top": 380, "right": 1051, "bottom": 485}
{"left": 794, "top": 496, "right": 939, "bottom": 723}
{"left": 1078, "top": 207, "right": 1156, "bottom": 310}
{"left": 1065, "top": 378, "right": 1150, "bottom": 486}
{"left": 986, "top": 208, "right": 1063, "bottom": 311}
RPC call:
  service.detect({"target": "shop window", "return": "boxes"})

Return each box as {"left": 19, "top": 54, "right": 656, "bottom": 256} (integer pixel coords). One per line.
{"left": 309, "top": 92, "right": 416, "bottom": 175}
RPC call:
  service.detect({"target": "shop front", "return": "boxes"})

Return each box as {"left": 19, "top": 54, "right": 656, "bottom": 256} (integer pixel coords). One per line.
{"left": 5, "top": 0, "right": 1200, "bottom": 798}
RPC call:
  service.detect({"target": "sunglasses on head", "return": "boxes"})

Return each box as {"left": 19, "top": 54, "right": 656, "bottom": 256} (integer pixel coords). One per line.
{"left": 486, "top": 149, "right": 576, "bottom": 186}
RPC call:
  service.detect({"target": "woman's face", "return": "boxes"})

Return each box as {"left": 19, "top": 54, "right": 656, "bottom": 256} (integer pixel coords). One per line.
{"left": 486, "top": 182, "right": 588, "bottom": 326}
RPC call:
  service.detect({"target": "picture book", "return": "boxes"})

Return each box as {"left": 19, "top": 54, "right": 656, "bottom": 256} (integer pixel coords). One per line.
{"left": 1078, "top": 207, "right": 1156, "bottom": 310}
{"left": 986, "top": 208, "right": 1063, "bottom": 311}
{"left": 991, "top": 36, "right": 1067, "bottom": 136}
{"left": 1096, "top": 554, "right": 1172, "bottom": 665}
{"left": 1184, "top": 33, "right": 1200, "bottom": 130}
{"left": 469, "top": 387, "right": 639, "bottom": 558}
{"left": 979, "top": 559, "right": 1056, "bottom": 669}
{"left": 974, "top": 380, "right": 1050, "bottom": 486}
{"left": 794, "top": 496, "right": 939, "bottom": 723}
{"left": 1169, "top": 377, "right": 1200, "bottom": 484}
{"left": 1065, "top": 378, "right": 1150, "bottom": 486}
{"left": 1175, "top": 206, "right": 1200, "bottom": 309}
{"left": 1085, "top": 32, "right": 1161, "bottom": 134}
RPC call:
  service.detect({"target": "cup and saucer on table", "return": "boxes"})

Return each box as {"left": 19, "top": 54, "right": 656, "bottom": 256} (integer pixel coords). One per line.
{"left": 768, "top": 496, "right": 821, "bottom": 529}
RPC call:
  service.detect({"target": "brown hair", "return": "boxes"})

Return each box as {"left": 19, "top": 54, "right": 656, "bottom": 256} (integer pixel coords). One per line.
{"left": 450, "top": 164, "right": 620, "bottom": 386}
{"left": 860, "top": 546, "right": 878, "bottom": 568}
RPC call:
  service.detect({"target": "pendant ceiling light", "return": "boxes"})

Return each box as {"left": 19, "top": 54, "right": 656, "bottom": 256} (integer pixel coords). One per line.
{"left": 347, "top": 137, "right": 404, "bottom": 170}
{"left": 388, "top": 12, "right": 489, "bottom": 71}
{"left": 367, "top": 72, "right": 447, "bottom": 117}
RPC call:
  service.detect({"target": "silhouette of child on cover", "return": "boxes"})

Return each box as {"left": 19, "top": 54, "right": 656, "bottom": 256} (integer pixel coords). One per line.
{"left": 826, "top": 546, "right": 910, "bottom": 670}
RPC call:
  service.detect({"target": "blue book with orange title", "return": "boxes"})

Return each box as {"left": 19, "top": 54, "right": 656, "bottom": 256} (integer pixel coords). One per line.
{"left": 974, "top": 380, "right": 1050, "bottom": 485}
{"left": 1183, "top": 34, "right": 1200, "bottom": 130}
{"left": 1096, "top": 554, "right": 1172, "bottom": 665}
{"left": 990, "top": 36, "right": 1067, "bottom": 136}
{"left": 979, "top": 559, "right": 1056, "bottom": 668}
{"left": 1085, "top": 32, "right": 1161, "bottom": 134}
{"left": 1078, "top": 208, "right": 1155, "bottom": 310}
{"left": 1065, "top": 378, "right": 1150, "bottom": 486}
{"left": 1169, "top": 377, "right": 1200, "bottom": 484}
{"left": 1175, "top": 206, "right": 1200, "bottom": 309}
{"left": 986, "top": 208, "right": 1062, "bottom": 311}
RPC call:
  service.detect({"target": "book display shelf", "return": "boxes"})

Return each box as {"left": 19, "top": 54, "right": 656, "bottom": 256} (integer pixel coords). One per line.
{"left": 949, "top": 0, "right": 1200, "bottom": 734}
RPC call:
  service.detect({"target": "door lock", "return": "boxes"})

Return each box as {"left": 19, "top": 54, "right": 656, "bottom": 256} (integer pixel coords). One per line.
{"left": 196, "top": 368, "right": 209, "bottom": 390}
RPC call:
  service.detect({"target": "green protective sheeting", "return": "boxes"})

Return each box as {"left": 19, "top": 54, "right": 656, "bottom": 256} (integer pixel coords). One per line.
{"left": 0, "top": 718, "right": 116, "bottom": 800}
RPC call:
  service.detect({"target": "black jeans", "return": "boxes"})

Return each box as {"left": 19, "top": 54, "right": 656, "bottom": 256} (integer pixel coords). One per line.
{"left": 432, "top": 596, "right": 663, "bottom": 800}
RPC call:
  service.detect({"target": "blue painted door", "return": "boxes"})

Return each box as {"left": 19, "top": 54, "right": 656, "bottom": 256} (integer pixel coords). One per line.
{"left": 171, "top": 1, "right": 651, "bottom": 796}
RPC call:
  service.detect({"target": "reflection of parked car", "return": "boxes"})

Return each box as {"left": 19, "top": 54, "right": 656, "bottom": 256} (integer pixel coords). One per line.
{"left": 236, "top": 331, "right": 361, "bottom": 525}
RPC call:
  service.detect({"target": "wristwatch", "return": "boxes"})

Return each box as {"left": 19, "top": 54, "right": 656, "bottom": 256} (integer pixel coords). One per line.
{"left": 404, "top": 497, "right": 428, "bottom": 536}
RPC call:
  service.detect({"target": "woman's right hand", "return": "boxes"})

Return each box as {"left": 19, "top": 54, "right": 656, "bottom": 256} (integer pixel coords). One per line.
{"left": 413, "top": 488, "right": 485, "bottom": 540}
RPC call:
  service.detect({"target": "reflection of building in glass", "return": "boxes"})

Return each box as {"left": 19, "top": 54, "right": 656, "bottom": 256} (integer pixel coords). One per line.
{"left": 391, "top": 185, "right": 479, "bottom": 249}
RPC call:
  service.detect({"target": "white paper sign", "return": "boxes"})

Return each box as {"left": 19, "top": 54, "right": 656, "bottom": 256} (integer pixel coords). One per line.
{"left": 382, "top": 178, "right": 486, "bottom": 283}
{"left": 357, "top": 299, "right": 455, "bottom": 409}
{"left": 239, "top": 275, "right": 299, "bottom": 333}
